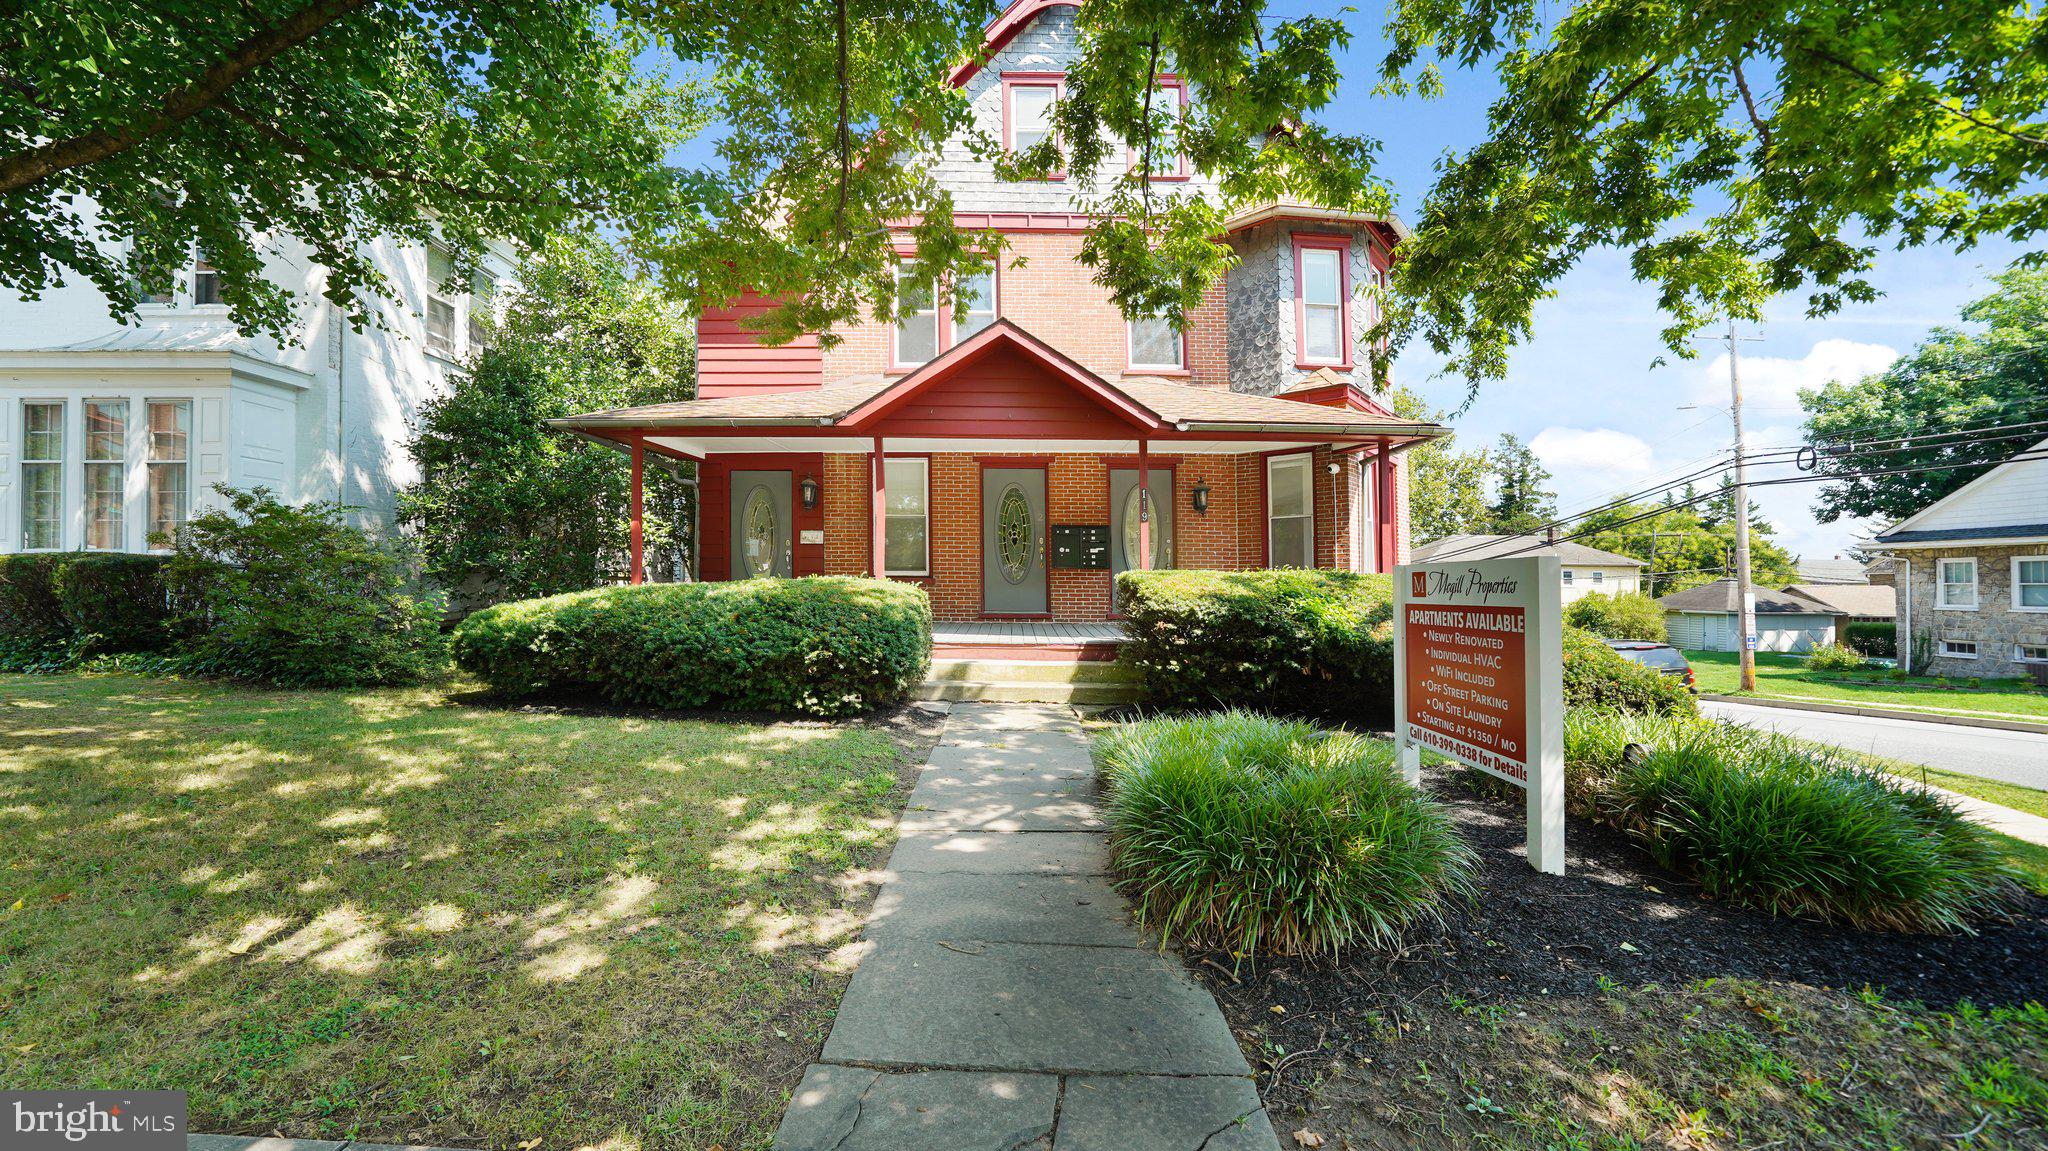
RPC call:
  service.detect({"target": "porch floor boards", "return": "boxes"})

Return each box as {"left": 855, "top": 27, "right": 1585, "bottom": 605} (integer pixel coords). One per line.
{"left": 931, "top": 621, "right": 1126, "bottom": 645}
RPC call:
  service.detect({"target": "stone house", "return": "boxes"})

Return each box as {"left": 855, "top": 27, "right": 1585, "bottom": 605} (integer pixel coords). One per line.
{"left": 1873, "top": 437, "right": 2048, "bottom": 678}
{"left": 555, "top": 0, "right": 1446, "bottom": 632}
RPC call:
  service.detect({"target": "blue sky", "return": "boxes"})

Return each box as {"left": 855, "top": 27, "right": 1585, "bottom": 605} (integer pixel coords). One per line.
{"left": 658, "top": 4, "right": 2033, "bottom": 562}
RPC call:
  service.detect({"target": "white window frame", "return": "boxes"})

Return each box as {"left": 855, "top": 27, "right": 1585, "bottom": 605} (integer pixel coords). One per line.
{"left": 425, "top": 243, "right": 462, "bottom": 357}
{"left": 1003, "top": 74, "right": 1063, "bottom": 168}
{"left": 883, "top": 456, "right": 930, "bottom": 577}
{"left": 19, "top": 399, "right": 65, "bottom": 551}
{"left": 82, "top": 398, "right": 128, "bottom": 551}
{"left": 952, "top": 266, "right": 998, "bottom": 346}
{"left": 2016, "top": 643, "right": 2048, "bottom": 664}
{"left": 2012, "top": 555, "right": 2048, "bottom": 613}
{"left": 191, "top": 250, "right": 223, "bottom": 307}
{"left": 1937, "top": 638, "right": 1979, "bottom": 659}
{"left": 1592, "top": 570, "right": 1605, "bottom": 585}
{"left": 1266, "top": 452, "right": 1314, "bottom": 569}
{"left": 1561, "top": 569, "right": 1574, "bottom": 585}
{"left": 467, "top": 269, "right": 498, "bottom": 352}
{"left": 1936, "top": 556, "right": 1978, "bottom": 610}
{"left": 1126, "top": 312, "right": 1186, "bottom": 372}
{"left": 146, "top": 398, "right": 192, "bottom": 548}
{"left": 892, "top": 260, "right": 941, "bottom": 369}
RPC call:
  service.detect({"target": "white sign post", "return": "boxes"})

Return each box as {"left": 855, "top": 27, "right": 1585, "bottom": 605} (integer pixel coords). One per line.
{"left": 1393, "top": 556, "right": 1565, "bottom": 875}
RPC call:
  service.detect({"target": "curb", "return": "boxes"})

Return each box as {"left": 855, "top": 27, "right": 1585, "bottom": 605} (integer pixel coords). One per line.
{"left": 1702, "top": 693, "right": 2048, "bottom": 737}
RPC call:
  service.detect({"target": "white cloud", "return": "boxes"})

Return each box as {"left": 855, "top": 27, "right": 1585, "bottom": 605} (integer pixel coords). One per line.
{"left": 1530, "top": 427, "right": 1657, "bottom": 477}
{"left": 1693, "top": 338, "right": 1899, "bottom": 414}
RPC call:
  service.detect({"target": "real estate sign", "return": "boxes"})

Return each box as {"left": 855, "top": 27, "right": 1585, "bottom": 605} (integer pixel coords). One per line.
{"left": 1393, "top": 556, "right": 1565, "bottom": 875}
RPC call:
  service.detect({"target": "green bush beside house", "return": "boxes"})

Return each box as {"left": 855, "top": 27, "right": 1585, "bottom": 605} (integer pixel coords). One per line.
{"left": 454, "top": 577, "right": 931, "bottom": 717}
{"left": 1843, "top": 620, "right": 1897, "bottom": 659}
{"left": 1562, "top": 590, "right": 1667, "bottom": 642}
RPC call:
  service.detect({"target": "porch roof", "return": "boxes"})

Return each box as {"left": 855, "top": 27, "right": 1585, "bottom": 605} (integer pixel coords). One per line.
{"left": 551, "top": 320, "right": 1448, "bottom": 451}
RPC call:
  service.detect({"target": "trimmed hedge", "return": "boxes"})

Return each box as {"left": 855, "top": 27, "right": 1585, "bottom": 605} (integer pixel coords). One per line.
{"left": 0, "top": 554, "right": 68, "bottom": 646}
{"left": 452, "top": 577, "right": 932, "bottom": 716}
{"left": 1805, "top": 641, "right": 1866, "bottom": 672}
{"left": 1844, "top": 620, "right": 1897, "bottom": 660}
{"left": 1562, "top": 627, "right": 1698, "bottom": 715}
{"left": 53, "top": 554, "right": 173, "bottom": 654}
{"left": 1115, "top": 569, "right": 1395, "bottom": 725}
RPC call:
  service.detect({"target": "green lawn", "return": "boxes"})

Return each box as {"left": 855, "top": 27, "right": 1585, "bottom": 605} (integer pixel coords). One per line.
{"left": 1686, "top": 649, "right": 2048, "bottom": 721}
{"left": 0, "top": 673, "right": 924, "bottom": 1151}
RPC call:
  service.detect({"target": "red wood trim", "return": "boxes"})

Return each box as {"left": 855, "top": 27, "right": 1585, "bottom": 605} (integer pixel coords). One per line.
{"left": 845, "top": 320, "right": 1162, "bottom": 433}
{"left": 1375, "top": 439, "right": 1398, "bottom": 574}
{"left": 975, "top": 454, "right": 1056, "bottom": 466}
{"left": 629, "top": 438, "right": 645, "bottom": 584}
{"left": 1292, "top": 232, "right": 1354, "bottom": 371}
{"left": 1100, "top": 454, "right": 1184, "bottom": 467}
{"left": 870, "top": 437, "right": 886, "bottom": 578}
{"left": 1001, "top": 71, "right": 1067, "bottom": 180}
{"left": 1135, "top": 439, "right": 1152, "bottom": 572}
{"left": 949, "top": 0, "right": 1076, "bottom": 87}
{"left": 892, "top": 212, "right": 1102, "bottom": 234}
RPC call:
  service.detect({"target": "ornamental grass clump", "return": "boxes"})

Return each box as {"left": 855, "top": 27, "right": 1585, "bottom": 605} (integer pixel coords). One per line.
{"left": 1566, "top": 709, "right": 2023, "bottom": 933}
{"left": 1094, "top": 710, "right": 1475, "bottom": 959}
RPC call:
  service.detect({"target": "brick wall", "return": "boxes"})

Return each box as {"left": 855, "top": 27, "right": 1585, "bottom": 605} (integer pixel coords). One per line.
{"left": 821, "top": 232, "right": 1229, "bottom": 389}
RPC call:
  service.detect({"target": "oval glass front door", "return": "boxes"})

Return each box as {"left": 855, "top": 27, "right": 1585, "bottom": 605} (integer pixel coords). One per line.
{"left": 1121, "top": 485, "right": 1169, "bottom": 569}
{"left": 996, "top": 484, "right": 1032, "bottom": 584}
{"left": 742, "top": 485, "right": 778, "bottom": 577}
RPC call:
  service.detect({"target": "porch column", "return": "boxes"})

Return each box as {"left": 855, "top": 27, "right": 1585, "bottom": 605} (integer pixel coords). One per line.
{"left": 1135, "top": 438, "right": 1151, "bottom": 569}
{"left": 629, "top": 437, "right": 645, "bottom": 585}
{"left": 870, "top": 437, "right": 886, "bottom": 578}
{"left": 1374, "top": 438, "right": 1398, "bottom": 574}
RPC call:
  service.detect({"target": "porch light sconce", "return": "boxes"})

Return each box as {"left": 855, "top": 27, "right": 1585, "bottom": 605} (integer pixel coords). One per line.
{"left": 799, "top": 474, "right": 820, "bottom": 510}
{"left": 1326, "top": 461, "right": 1342, "bottom": 475}
{"left": 1189, "top": 478, "right": 1211, "bottom": 515}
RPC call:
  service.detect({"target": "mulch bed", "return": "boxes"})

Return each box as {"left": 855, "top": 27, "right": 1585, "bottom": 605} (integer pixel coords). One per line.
{"left": 1182, "top": 769, "right": 2048, "bottom": 1113}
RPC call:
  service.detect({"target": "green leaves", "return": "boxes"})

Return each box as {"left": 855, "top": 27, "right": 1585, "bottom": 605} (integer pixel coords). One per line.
{"left": 1381, "top": 0, "right": 2048, "bottom": 385}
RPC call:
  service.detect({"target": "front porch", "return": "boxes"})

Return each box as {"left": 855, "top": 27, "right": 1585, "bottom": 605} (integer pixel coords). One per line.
{"left": 932, "top": 619, "right": 1125, "bottom": 661}
{"left": 556, "top": 320, "right": 1447, "bottom": 624}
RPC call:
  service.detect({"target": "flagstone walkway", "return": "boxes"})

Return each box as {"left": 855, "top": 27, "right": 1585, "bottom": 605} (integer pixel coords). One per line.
{"left": 774, "top": 703, "right": 1278, "bottom": 1151}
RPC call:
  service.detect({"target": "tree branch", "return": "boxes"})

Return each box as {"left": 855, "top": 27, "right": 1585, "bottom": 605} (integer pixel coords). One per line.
{"left": 1732, "top": 59, "right": 1771, "bottom": 154}
{"left": 0, "top": 0, "right": 377, "bottom": 195}
{"left": 1802, "top": 44, "right": 2048, "bottom": 151}
{"left": 1590, "top": 60, "right": 1664, "bottom": 122}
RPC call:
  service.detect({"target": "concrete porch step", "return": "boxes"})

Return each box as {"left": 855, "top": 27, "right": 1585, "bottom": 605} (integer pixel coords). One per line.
{"left": 913, "top": 679, "right": 1143, "bottom": 704}
{"left": 926, "top": 657, "right": 1139, "bottom": 684}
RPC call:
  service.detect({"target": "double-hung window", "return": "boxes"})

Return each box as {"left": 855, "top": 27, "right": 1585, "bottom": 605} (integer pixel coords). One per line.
{"left": 1127, "top": 311, "right": 1185, "bottom": 371}
{"left": 147, "top": 400, "right": 191, "bottom": 544}
{"left": 1266, "top": 453, "right": 1313, "bottom": 568}
{"left": 1936, "top": 557, "right": 1978, "bottom": 609}
{"left": 894, "top": 259, "right": 998, "bottom": 368}
{"left": 1004, "top": 75, "right": 1060, "bottom": 159}
{"left": 883, "top": 457, "right": 930, "bottom": 576}
{"left": 1294, "top": 236, "right": 1350, "bottom": 367}
{"left": 2013, "top": 557, "right": 2048, "bottom": 611}
{"left": 425, "top": 244, "right": 460, "bottom": 356}
{"left": 192, "top": 251, "right": 222, "bottom": 306}
{"left": 1127, "top": 77, "right": 1188, "bottom": 178}
{"left": 20, "top": 401, "right": 64, "bottom": 550}
{"left": 468, "top": 270, "right": 498, "bottom": 352}
{"left": 84, "top": 400, "right": 127, "bottom": 550}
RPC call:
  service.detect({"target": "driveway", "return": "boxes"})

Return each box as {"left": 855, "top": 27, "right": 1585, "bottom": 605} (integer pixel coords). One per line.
{"left": 1703, "top": 699, "right": 2048, "bottom": 792}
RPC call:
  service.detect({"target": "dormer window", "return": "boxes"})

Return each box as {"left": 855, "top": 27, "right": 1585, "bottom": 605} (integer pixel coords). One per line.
{"left": 1127, "top": 311, "right": 1185, "bottom": 372}
{"left": 1293, "top": 234, "right": 1351, "bottom": 369}
{"left": 1002, "top": 72, "right": 1064, "bottom": 179}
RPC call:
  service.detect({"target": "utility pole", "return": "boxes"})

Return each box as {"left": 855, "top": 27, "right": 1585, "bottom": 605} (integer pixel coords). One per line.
{"left": 1697, "top": 319, "right": 1764, "bottom": 690}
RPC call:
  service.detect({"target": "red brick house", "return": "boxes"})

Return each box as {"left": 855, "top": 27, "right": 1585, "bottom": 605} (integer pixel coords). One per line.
{"left": 555, "top": 0, "right": 1445, "bottom": 631}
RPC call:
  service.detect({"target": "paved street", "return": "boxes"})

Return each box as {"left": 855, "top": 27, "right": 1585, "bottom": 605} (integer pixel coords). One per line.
{"left": 1703, "top": 700, "right": 2048, "bottom": 792}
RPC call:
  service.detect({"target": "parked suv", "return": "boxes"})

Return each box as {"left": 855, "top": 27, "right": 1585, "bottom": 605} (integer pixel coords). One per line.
{"left": 1603, "top": 639, "right": 1697, "bottom": 693}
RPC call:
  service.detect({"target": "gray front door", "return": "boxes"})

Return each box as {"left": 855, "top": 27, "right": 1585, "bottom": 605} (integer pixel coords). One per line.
{"left": 1110, "top": 468, "right": 1174, "bottom": 575}
{"left": 981, "top": 467, "right": 1047, "bottom": 614}
{"left": 729, "top": 470, "right": 793, "bottom": 579}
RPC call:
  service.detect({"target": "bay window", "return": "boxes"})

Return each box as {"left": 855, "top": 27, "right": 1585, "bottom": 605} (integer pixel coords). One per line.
{"left": 883, "top": 457, "right": 930, "bottom": 576}
{"left": 1936, "top": 557, "right": 1977, "bottom": 609}
{"left": 84, "top": 400, "right": 127, "bottom": 550}
{"left": 147, "top": 400, "right": 191, "bottom": 544}
{"left": 1267, "top": 453, "right": 1313, "bottom": 568}
{"left": 1294, "top": 236, "right": 1350, "bottom": 367}
{"left": 20, "top": 401, "right": 63, "bottom": 550}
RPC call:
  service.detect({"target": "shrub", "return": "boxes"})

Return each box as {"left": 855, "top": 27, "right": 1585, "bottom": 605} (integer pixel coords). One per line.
{"left": 1843, "top": 621, "right": 1897, "bottom": 659}
{"left": 1092, "top": 710, "right": 1475, "bottom": 959}
{"left": 1115, "top": 569, "right": 1395, "bottom": 725}
{"left": 1562, "top": 590, "right": 1667, "bottom": 642}
{"left": 1562, "top": 626, "right": 1697, "bottom": 715}
{"left": 1566, "top": 709, "right": 2021, "bottom": 932}
{"left": 1805, "top": 642, "right": 1866, "bottom": 672}
{"left": 0, "top": 554, "right": 69, "bottom": 652}
{"left": 452, "top": 577, "right": 931, "bottom": 716}
{"left": 162, "top": 487, "right": 447, "bottom": 687}
{"left": 51, "top": 554, "right": 173, "bottom": 655}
